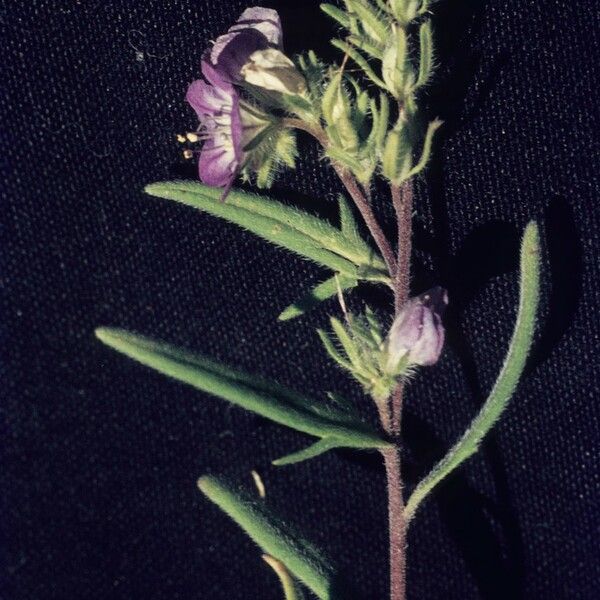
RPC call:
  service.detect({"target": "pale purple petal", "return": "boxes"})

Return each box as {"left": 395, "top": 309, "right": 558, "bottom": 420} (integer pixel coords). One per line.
{"left": 229, "top": 93, "right": 243, "bottom": 163}
{"left": 198, "top": 139, "right": 237, "bottom": 188}
{"left": 211, "top": 29, "right": 268, "bottom": 81}
{"left": 185, "top": 79, "right": 232, "bottom": 119}
{"left": 231, "top": 7, "right": 283, "bottom": 47}
{"left": 200, "top": 56, "right": 233, "bottom": 91}
{"left": 388, "top": 287, "right": 448, "bottom": 368}
{"left": 388, "top": 300, "right": 424, "bottom": 356}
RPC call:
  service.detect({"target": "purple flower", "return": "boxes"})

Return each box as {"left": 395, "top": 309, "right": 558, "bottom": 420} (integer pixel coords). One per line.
{"left": 210, "top": 7, "right": 283, "bottom": 82}
{"left": 387, "top": 287, "right": 448, "bottom": 368}
{"left": 185, "top": 61, "right": 242, "bottom": 189}
{"left": 185, "top": 61, "right": 267, "bottom": 191}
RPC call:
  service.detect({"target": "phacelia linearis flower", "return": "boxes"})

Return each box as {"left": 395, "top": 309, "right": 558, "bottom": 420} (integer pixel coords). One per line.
{"left": 387, "top": 287, "right": 448, "bottom": 369}
{"left": 185, "top": 60, "right": 268, "bottom": 191}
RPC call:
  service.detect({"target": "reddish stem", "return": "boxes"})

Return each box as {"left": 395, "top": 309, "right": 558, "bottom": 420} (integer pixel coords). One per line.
{"left": 285, "top": 117, "right": 414, "bottom": 600}
{"left": 283, "top": 118, "right": 397, "bottom": 278}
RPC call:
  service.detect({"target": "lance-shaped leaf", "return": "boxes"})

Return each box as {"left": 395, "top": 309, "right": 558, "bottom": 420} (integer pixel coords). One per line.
{"left": 198, "top": 476, "right": 339, "bottom": 600}
{"left": 404, "top": 222, "right": 541, "bottom": 520}
{"left": 278, "top": 274, "right": 357, "bottom": 322}
{"left": 95, "top": 328, "right": 391, "bottom": 456}
{"left": 144, "top": 181, "right": 388, "bottom": 285}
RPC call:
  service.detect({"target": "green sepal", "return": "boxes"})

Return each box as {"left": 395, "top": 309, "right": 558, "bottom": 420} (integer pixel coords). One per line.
{"left": 404, "top": 222, "right": 542, "bottom": 520}
{"left": 145, "top": 181, "right": 388, "bottom": 283}
{"left": 198, "top": 476, "right": 339, "bottom": 600}
{"left": 402, "top": 118, "right": 442, "bottom": 181}
{"left": 278, "top": 274, "right": 358, "bottom": 322}
{"left": 95, "top": 328, "right": 390, "bottom": 451}
{"left": 273, "top": 438, "right": 341, "bottom": 466}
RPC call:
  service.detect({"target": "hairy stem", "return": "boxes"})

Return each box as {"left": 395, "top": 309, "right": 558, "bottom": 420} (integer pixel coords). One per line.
{"left": 283, "top": 118, "right": 397, "bottom": 277}
{"left": 384, "top": 179, "right": 414, "bottom": 600}
{"left": 382, "top": 445, "right": 407, "bottom": 600}
{"left": 284, "top": 117, "right": 413, "bottom": 600}
{"left": 391, "top": 180, "right": 414, "bottom": 313}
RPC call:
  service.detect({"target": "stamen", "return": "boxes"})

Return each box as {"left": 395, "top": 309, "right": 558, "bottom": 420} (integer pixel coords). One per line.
{"left": 176, "top": 134, "right": 186, "bottom": 143}
{"left": 183, "top": 149, "right": 194, "bottom": 159}
{"left": 186, "top": 132, "right": 199, "bottom": 143}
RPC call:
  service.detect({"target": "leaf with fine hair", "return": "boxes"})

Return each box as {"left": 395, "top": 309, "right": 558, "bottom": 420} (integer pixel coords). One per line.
{"left": 273, "top": 438, "right": 341, "bottom": 466}
{"left": 144, "top": 181, "right": 388, "bottom": 285}
{"left": 404, "top": 222, "right": 542, "bottom": 520}
{"left": 278, "top": 274, "right": 357, "bottom": 321}
{"left": 198, "top": 476, "right": 339, "bottom": 600}
{"left": 95, "top": 328, "right": 391, "bottom": 454}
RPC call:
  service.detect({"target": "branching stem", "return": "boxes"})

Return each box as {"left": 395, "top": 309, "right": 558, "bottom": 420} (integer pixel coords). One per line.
{"left": 283, "top": 118, "right": 397, "bottom": 278}
{"left": 284, "top": 117, "right": 415, "bottom": 600}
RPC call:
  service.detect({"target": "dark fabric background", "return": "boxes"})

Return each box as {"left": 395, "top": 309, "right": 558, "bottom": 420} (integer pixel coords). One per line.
{"left": 1, "top": 1, "right": 599, "bottom": 598}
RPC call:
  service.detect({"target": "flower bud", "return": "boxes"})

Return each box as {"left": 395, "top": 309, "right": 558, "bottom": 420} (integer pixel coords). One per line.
{"left": 321, "top": 73, "right": 359, "bottom": 151}
{"left": 382, "top": 25, "right": 413, "bottom": 99}
{"left": 382, "top": 123, "right": 412, "bottom": 183}
{"left": 240, "top": 48, "right": 306, "bottom": 95}
{"left": 386, "top": 287, "right": 447, "bottom": 370}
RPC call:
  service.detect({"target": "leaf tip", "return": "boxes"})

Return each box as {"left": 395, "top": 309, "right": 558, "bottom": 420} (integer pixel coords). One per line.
{"left": 197, "top": 475, "right": 216, "bottom": 496}
{"left": 95, "top": 326, "right": 117, "bottom": 345}
{"left": 523, "top": 220, "right": 540, "bottom": 249}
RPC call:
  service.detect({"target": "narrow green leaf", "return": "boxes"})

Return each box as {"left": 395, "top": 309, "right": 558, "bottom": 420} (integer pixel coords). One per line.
{"left": 404, "top": 119, "right": 443, "bottom": 181}
{"left": 370, "top": 93, "right": 390, "bottom": 152}
{"left": 404, "top": 222, "right": 541, "bottom": 520}
{"left": 337, "top": 194, "right": 363, "bottom": 247}
{"left": 347, "top": 34, "right": 384, "bottom": 60}
{"left": 273, "top": 438, "right": 340, "bottom": 466}
{"left": 95, "top": 328, "right": 389, "bottom": 450}
{"left": 364, "top": 306, "right": 383, "bottom": 346}
{"left": 278, "top": 274, "right": 357, "bottom": 321}
{"left": 317, "top": 329, "right": 354, "bottom": 372}
{"left": 330, "top": 317, "right": 362, "bottom": 368}
{"left": 145, "top": 181, "right": 365, "bottom": 277}
{"left": 344, "top": 0, "right": 388, "bottom": 44}
{"left": 263, "top": 555, "right": 306, "bottom": 600}
{"left": 198, "top": 476, "right": 337, "bottom": 600}
{"left": 320, "top": 3, "right": 351, "bottom": 29}
{"left": 415, "top": 20, "right": 434, "bottom": 89}
{"left": 331, "top": 40, "right": 387, "bottom": 89}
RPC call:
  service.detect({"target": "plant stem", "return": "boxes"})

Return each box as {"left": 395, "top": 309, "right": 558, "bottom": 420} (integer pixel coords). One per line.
{"left": 382, "top": 444, "right": 408, "bottom": 600}
{"left": 285, "top": 117, "right": 414, "bottom": 600}
{"left": 332, "top": 166, "right": 397, "bottom": 276}
{"left": 391, "top": 180, "right": 414, "bottom": 313}
{"left": 283, "top": 118, "right": 397, "bottom": 278}
{"left": 384, "top": 179, "right": 415, "bottom": 600}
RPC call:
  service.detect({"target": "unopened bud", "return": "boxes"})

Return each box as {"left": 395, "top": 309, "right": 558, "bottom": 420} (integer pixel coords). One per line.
{"left": 387, "top": 287, "right": 447, "bottom": 369}
{"left": 240, "top": 49, "right": 306, "bottom": 95}
{"left": 382, "top": 124, "right": 412, "bottom": 183}
{"left": 382, "top": 25, "right": 413, "bottom": 99}
{"left": 322, "top": 73, "right": 359, "bottom": 151}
